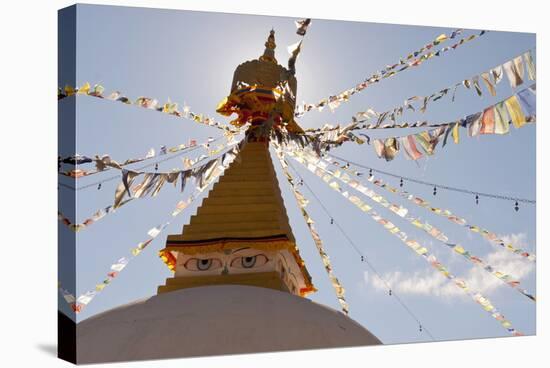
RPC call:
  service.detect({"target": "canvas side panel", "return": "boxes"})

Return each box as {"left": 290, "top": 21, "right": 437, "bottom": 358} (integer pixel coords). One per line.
{"left": 58, "top": 4, "right": 77, "bottom": 364}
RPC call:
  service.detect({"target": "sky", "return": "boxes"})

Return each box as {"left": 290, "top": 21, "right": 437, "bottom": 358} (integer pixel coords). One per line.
{"left": 58, "top": 4, "right": 536, "bottom": 345}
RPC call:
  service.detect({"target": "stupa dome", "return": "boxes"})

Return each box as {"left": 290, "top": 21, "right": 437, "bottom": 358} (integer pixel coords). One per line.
{"left": 76, "top": 285, "right": 381, "bottom": 364}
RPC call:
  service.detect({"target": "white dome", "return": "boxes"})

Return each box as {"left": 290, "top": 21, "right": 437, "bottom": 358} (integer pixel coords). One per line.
{"left": 76, "top": 285, "right": 381, "bottom": 363}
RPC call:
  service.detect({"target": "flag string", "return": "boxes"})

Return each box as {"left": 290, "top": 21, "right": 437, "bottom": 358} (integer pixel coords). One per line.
{"left": 305, "top": 84, "right": 536, "bottom": 161}
{"left": 325, "top": 155, "right": 536, "bottom": 262}
{"left": 58, "top": 82, "right": 237, "bottom": 132}
{"left": 348, "top": 48, "right": 536, "bottom": 127}
{"left": 58, "top": 134, "right": 233, "bottom": 178}
{"left": 290, "top": 150, "right": 535, "bottom": 301}
{"left": 295, "top": 29, "right": 486, "bottom": 116}
{"left": 285, "top": 158, "right": 436, "bottom": 341}
{"left": 273, "top": 146, "right": 349, "bottom": 314}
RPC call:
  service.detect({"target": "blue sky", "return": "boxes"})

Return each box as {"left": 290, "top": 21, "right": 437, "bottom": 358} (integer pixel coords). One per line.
{"left": 58, "top": 4, "right": 535, "bottom": 344}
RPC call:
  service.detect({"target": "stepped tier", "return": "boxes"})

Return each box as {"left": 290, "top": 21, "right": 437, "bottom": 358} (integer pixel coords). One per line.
{"left": 166, "top": 141, "right": 295, "bottom": 246}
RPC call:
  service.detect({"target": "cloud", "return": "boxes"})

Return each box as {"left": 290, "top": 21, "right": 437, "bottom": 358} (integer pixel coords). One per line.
{"left": 367, "top": 233, "right": 535, "bottom": 299}
{"left": 369, "top": 269, "right": 456, "bottom": 297}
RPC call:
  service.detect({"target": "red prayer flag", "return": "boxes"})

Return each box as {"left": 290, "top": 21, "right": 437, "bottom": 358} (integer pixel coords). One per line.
{"left": 480, "top": 107, "right": 495, "bottom": 134}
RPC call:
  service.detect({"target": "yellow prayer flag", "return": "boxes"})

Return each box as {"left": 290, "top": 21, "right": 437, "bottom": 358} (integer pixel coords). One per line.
{"left": 412, "top": 219, "right": 423, "bottom": 228}
{"left": 452, "top": 122, "right": 460, "bottom": 144}
{"left": 504, "top": 95, "right": 526, "bottom": 128}
{"left": 416, "top": 247, "right": 428, "bottom": 255}
{"left": 361, "top": 204, "right": 372, "bottom": 212}
{"left": 77, "top": 82, "right": 91, "bottom": 94}
{"left": 454, "top": 245, "right": 466, "bottom": 254}
{"left": 435, "top": 34, "right": 448, "bottom": 42}
{"left": 163, "top": 102, "right": 178, "bottom": 114}
{"left": 64, "top": 85, "right": 75, "bottom": 96}
{"left": 329, "top": 181, "right": 341, "bottom": 191}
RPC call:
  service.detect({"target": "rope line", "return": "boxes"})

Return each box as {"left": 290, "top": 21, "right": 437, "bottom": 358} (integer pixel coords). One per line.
{"left": 328, "top": 153, "right": 535, "bottom": 204}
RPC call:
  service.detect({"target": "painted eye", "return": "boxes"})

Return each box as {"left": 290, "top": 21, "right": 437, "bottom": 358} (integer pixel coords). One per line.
{"left": 184, "top": 258, "right": 222, "bottom": 271}
{"left": 230, "top": 254, "right": 269, "bottom": 269}
{"left": 242, "top": 256, "right": 256, "bottom": 268}
{"left": 198, "top": 259, "right": 212, "bottom": 270}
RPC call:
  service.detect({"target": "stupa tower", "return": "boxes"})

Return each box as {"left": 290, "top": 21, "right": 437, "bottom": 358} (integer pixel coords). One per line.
{"left": 156, "top": 30, "right": 314, "bottom": 296}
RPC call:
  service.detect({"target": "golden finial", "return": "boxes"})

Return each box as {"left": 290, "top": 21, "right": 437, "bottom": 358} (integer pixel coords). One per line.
{"left": 259, "top": 29, "right": 277, "bottom": 64}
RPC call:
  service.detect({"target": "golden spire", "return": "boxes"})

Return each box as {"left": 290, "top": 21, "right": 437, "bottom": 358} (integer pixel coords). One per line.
{"left": 259, "top": 29, "right": 277, "bottom": 64}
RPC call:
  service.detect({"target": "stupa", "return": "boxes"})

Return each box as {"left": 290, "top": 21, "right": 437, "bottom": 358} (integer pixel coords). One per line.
{"left": 75, "top": 30, "right": 381, "bottom": 364}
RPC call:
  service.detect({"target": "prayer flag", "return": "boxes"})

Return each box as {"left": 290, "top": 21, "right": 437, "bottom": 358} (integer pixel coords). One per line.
{"left": 491, "top": 65, "right": 503, "bottom": 85}
{"left": 472, "top": 76, "right": 483, "bottom": 96}
{"left": 480, "top": 107, "right": 496, "bottom": 134}
{"left": 480, "top": 72, "right": 496, "bottom": 96}
{"left": 400, "top": 135, "right": 423, "bottom": 160}
{"left": 452, "top": 121, "right": 460, "bottom": 143}
{"left": 295, "top": 18, "right": 311, "bottom": 36}
{"left": 523, "top": 51, "right": 536, "bottom": 80}
{"left": 503, "top": 58, "right": 524, "bottom": 88}
{"left": 383, "top": 138, "right": 399, "bottom": 161}
{"left": 517, "top": 87, "right": 536, "bottom": 117}
{"left": 468, "top": 113, "right": 482, "bottom": 137}
{"left": 504, "top": 95, "right": 526, "bottom": 128}
{"left": 494, "top": 102, "right": 510, "bottom": 135}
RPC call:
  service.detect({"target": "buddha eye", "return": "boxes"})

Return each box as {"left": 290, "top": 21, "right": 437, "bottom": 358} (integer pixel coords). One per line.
{"left": 198, "top": 259, "right": 212, "bottom": 270}
{"left": 242, "top": 256, "right": 256, "bottom": 268}
{"left": 230, "top": 254, "right": 269, "bottom": 269}
{"left": 184, "top": 258, "right": 222, "bottom": 271}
